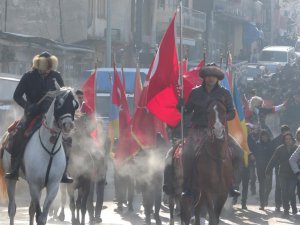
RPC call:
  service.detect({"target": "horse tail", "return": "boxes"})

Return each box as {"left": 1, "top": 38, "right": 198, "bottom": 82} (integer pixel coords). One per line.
{"left": 0, "top": 159, "right": 8, "bottom": 202}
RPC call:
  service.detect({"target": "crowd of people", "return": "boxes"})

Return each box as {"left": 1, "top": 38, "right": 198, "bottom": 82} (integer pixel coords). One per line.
{"left": 232, "top": 61, "right": 300, "bottom": 218}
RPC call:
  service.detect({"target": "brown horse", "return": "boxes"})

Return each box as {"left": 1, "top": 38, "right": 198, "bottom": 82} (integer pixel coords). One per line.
{"left": 181, "top": 100, "right": 233, "bottom": 225}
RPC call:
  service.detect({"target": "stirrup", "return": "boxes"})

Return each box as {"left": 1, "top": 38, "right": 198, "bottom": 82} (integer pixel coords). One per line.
{"left": 61, "top": 173, "right": 73, "bottom": 183}
{"left": 5, "top": 171, "right": 19, "bottom": 180}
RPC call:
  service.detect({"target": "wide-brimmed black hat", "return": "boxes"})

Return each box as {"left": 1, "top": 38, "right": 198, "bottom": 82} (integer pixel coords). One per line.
{"left": 199, "top": 64, "right": 224, "bottom": 80}
{"left": 32, "top": 51, "right": 58, "bottom": 71}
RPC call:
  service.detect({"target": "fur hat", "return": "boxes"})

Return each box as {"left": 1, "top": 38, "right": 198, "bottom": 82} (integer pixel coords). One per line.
{"left": 249, "top": 96, "right": 263, "bottom": 111}
{"left": 199, "top": 65, "right": 224, "bottom": 80}
{"left": 32, "top": 51, "right": 58, "bottom": 71}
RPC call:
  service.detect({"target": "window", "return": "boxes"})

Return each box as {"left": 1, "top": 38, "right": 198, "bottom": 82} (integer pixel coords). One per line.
{"left": 259, "top": 51, "right": 288, "bottom": 63}
{"left": 97, "top": 0, "right": 106, "bottom": 19}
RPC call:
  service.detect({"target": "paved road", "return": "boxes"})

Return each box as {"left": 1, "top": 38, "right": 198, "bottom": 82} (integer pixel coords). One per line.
{"left": 1, "top": 163, "right": 300, "bottom": 224}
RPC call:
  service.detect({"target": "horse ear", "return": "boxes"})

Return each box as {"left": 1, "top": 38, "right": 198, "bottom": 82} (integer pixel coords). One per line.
{"left": 73, "top": 99, "right": 79, "bottom": 110}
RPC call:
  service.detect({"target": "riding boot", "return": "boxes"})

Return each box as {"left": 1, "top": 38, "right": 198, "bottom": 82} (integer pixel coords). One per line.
{"left": 181, "top": 141, "right": 194, "bottom": 197}
{"left": 162, "top": 146, "right": 174, "bottom": 195}
{"left": 5, "top": 126, "right": 27, "bottom": 180}
{"left": 162, "top": 163, "right": 173, "bottom": 195}
{"left": 61, "top": 137, "right": 73, "bottom": 184}
{"left": 61, "top": 154, "right": 73, "bottom": 184}
{"left": 228, "top": 187, "right": 241, "bottom": 197}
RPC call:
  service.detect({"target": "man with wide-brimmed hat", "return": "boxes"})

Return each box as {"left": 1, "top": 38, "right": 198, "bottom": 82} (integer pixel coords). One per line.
{"left": 5, "top": 51, "right": 73, "bottom": 183}
{"left": 163, "top": 63, "right": 241, "bottom": 198}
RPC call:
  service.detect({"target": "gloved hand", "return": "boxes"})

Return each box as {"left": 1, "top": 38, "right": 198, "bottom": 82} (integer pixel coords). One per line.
{"left": 176, "top": 97, "right": 185, "bottom": 111}
{"left": 26, "top": 103, "right": 40, "bottom": 116}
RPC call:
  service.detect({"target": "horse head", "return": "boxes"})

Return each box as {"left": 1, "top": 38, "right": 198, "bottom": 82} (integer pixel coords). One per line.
{"left": 207, "top": 100, "right": 226, "bottom": 140}
{"left": 54, "top": 88, "right": 78, "bottom": 134}
{"left": 51, "top": 88, "right": 79, "bottom": 134}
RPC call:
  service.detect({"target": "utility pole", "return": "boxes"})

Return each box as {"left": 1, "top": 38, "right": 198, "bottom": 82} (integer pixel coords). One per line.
{"left": 4, "top": 0, "right": 8, "bottom": 32}
{"left": 106, "top": 0, "right": 112, "bottom": 67}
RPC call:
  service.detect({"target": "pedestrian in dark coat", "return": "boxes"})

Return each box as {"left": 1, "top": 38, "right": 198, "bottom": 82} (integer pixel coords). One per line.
{"left": 252, "top": 130, "right": 273, "bottom": 210}
{"left": 266, "top": 132, "right": 298, "bottom": 218}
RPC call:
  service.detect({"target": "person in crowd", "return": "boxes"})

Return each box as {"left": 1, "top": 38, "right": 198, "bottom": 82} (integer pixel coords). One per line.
{"left": 266, "top": 132, "right": 298, "bottom": 218}
{"left": 249, "top": 96, "right": 285, "bottom": 138}
{"left": 271, "top": 125, "right": 292, "bottom": 212}
{"left": 252, "top": 130, "right": 273, "bottom": 210}
{"left": 294, "top": 127, "right": 300, "bottom": 204}
{"left": 5, "top": 51, "right": 73, "bottom": 183}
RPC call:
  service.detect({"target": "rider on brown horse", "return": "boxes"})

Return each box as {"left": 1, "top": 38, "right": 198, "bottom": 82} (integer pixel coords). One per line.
{"left": 163, "top": 63, "right": 241, "bottom": 198}
{"left": 5, "top": 51, "right": 73, "bottom": 183}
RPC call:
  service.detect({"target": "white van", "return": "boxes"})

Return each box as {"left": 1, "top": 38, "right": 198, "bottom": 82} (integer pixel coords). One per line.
{"left": 258, "top": 46, "right": 296, "bottom": 72}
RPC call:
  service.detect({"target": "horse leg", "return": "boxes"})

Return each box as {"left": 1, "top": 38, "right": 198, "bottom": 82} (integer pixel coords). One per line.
{"left": 142, "top": 185, "right": 154, "bottom": 225}
{"left": 205, "top": 192, "right": 218, "bottom": 225}
{"left": 68, "top": 186, "right": 77, "bottom": 225}
{"left": 154, "top": 173, "right": 162, "bottom": 225}
{"left": 214, "top": 192, "right": 227, "bottom": 224}
{"left": 180, "top": 195, "right": 194, "bottom": 225}
{"left": 6, "top": 179, "right": 17, "bottom": 225}
{"left": 80, "top": 179, "right": 91, "bottom": 225}
{"left": 37, "top": 183, "right": 60, "bottom": 225}
{"left": 169, "top": 196, "right": 175, "bottom": 225}
{"left": 127, "top": 176, "right": 134, "bottom": 212}
{"left": 58, "top": 184, "right": 67, "bottom": 221}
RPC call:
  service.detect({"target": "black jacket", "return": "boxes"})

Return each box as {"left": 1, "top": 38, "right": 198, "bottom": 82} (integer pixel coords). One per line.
{"left": 185, "top": 83, "right": 235, "bottom": 128}
{"left": 266, "top": 144, "right": 297, "bottom": 178}
{"left": 14, "top": 69, "right": 64, "bottom": 110}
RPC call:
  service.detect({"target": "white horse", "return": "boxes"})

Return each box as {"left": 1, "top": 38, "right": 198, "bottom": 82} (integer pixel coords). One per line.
{"left": 0, "top": 87, "right": 78, "bottom": 225}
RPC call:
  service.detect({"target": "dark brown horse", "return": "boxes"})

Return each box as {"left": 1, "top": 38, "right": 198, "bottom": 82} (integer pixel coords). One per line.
{"left": 181, "top": 100, "right": 233, "bottom": 225}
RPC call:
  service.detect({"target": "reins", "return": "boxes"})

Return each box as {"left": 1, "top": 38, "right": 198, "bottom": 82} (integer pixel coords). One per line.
{"left": 38, "top": 129, "right": 62, "bottom": 187}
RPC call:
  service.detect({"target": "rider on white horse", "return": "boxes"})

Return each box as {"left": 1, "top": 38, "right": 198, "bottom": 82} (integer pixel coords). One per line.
{"left": 5, "top": 51, "right": 73, "bottom": 183}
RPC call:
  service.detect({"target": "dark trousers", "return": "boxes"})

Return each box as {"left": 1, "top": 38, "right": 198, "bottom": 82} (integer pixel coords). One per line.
{"left": 114, "top": 169, "right": 134, "bottom": 207}
{"left": 275, "top": 167, "right": 282, "bottom": 208}
{"left": 241, "top": 165, "right": 250, "bottom": 206}
{"left": 87, "top": 179, "right": 106, "bottom": 219}
{"left": 249, "top": 162, "right": 256, "bottom": 194}
{"left": 256, "top": 166, "right": 272, "bottom": 207}
{"left": 297, "top": 181, "right": 300, "bottom": 203}
{"left": 280, "top": 176, "right": 297, "bottom": 212}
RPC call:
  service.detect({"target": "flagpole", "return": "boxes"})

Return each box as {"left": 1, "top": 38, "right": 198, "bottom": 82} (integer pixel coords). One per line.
{"left": 179, "top": 1, "right": 184, "bottom": 148}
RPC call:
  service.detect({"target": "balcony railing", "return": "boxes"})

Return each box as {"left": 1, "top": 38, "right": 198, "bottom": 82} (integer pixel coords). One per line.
{"left": 182, "top": 6, "right": 206, "bottom": 32}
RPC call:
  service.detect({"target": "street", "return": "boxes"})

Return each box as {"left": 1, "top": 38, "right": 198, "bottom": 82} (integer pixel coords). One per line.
{"left": 1, "top": 162, "right": 300, "bottom": 225}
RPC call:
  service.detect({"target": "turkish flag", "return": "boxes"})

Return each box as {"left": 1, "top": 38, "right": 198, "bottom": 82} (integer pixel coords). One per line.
{"left": 146, "top": 13, "right": 180, "bottom": 127}
{"left": 112, "top": 64, "right": 130, "bottom": 131}
{"left": 81, "top": 71, "right": 96, "bottom": 112}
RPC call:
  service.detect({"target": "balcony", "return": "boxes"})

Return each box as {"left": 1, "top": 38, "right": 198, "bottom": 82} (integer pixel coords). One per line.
{"left": 182, "top": 6, "right": 206, "bottom": 32}
{"left": 214, "top": 0, "right": 256, "bottom": 22}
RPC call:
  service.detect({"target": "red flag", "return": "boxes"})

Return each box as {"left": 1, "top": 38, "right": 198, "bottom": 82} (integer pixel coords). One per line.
{"left": 183, "top": 59, "right": 205, "bottom": 102}
{"left": 134, "top": 63, "right": 143, "bottom": 112}
{"left": 131, "top": 83, "right": 156, "bottom": 148}
{"left": 112, "top": 64, "right": 130, "bottom": 130}
{"left": 81, "top": 71, "right": 96, "bottom": 112}
{"left": 146, "top": 13, "right": 180, "bottom": 127}
{"left": 115, "top": 126, "right": 140, "bottom": 164}
{"left": 147, "top": 13, "right": 178, "bottom": 102}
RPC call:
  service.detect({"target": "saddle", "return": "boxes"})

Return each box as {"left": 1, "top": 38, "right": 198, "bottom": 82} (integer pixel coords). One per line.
{"left": 0, "top": 115, "right": 43, "bottom": 158}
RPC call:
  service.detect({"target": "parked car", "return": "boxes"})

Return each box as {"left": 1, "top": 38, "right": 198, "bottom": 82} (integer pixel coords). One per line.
{"left": 258, "top": 45, "right": 296, "bottom": 73}
{"left": 0, "top": 74, "right": 22, "bottom": 134}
